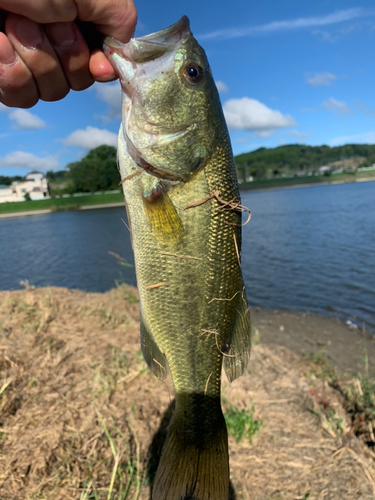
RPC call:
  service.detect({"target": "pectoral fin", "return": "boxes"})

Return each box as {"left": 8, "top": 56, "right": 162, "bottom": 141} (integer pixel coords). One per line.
{"left": 141, "top": 316, "right": 169, "bottom": 380}
{"left": 223, "top": 289, "right": 252, "bottom": 383}
{"left": 142, "top": 185, "right": 184, "bottom": 244}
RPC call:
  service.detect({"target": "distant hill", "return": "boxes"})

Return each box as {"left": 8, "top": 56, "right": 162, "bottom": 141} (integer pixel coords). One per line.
{"left": 234, "top": 143, "right": 375, "bottom": 181}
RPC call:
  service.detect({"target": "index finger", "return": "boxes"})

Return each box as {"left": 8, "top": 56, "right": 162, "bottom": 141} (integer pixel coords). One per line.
{"left": 0, "top": 1, "right": 77, "bottom": 23}
{"left": 0, "top": 0, "right": 137, "bottom": 42}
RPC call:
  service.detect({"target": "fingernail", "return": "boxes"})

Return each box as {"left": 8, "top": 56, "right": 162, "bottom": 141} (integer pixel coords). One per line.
{"left": 14, "top": 17, "right": 44, "bottom": 50}
{"left": 46, "top": 23, "right": 76, "bottom": 49}
{"left": 0, "top": 34, "right": 16, "bottom": 65}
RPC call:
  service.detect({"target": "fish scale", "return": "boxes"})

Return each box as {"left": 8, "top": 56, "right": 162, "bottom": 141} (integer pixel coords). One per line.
{"left": 104, "top": 15, "right": 251, "bottom": 500}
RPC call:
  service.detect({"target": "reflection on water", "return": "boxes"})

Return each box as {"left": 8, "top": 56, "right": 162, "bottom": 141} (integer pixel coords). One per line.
{"left": 1, "top": 181, "right": 374, "bottom": 330}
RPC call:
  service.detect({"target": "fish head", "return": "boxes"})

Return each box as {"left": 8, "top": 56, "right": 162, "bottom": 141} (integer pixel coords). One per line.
{"left": 104, "top": 16, "right": 222, "bottom": 182}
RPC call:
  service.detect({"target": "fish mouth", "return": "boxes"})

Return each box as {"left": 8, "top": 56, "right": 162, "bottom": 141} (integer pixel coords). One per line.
{"left": 103, "top": 16, "right": 191, "bottom": 64}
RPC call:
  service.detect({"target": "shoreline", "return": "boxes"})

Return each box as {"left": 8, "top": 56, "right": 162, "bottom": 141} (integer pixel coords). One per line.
{"left": 0, "top": 176, "right": 374, "bottom": 219}
{"left": 0, "top": 201, "right": 125, "bottom": 219}
{"left": 252, "top": 307, "right": 375, "bottom": 376}
{"left": 1, "top": 284, "right": 372, "bottom": 376}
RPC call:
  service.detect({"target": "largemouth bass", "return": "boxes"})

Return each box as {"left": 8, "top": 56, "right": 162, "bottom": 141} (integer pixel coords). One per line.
{"left": 104, "top": 16, "right": 251, "bottom": 500}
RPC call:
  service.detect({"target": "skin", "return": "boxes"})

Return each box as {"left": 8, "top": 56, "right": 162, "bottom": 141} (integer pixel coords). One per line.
{"left": 0, "top": 0, "right": 137, "bottom": 107}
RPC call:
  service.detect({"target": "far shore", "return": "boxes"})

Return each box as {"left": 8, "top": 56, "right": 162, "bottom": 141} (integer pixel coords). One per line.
{"left": 0, "top": 201, "right": 125, "bottom": 219}
{"left": 242, "top": 175, "right": 375, "bottom": 194}
{"left": 1, "top": 175, "right": 374, "bottom": 219}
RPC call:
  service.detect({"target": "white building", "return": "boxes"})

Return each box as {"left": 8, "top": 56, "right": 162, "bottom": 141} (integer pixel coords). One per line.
{"left": 0, "top": 171, "right": 50, "bottom": 203}
{"left": 318, "top": 165, "right": 331, "bottom": 174}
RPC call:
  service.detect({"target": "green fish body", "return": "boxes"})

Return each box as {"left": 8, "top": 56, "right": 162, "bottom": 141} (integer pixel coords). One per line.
{"left": 104, "top": 17, "right": 251, "bottom": 500}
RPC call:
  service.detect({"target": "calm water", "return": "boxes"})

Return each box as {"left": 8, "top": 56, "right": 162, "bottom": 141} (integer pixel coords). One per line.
{"left": 1, "top": 181, "right": 374, "bottom": 330}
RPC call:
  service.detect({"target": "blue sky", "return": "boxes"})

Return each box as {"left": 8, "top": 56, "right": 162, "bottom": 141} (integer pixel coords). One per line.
{"left": 1, "top": 0, "right": 375, "bottom": 176}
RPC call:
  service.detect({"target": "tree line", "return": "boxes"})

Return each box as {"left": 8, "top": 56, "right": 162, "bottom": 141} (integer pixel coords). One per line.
{"left": 235, "top": 143, "right": 375, "bottom": 181}
{"left": 47, "top": 145, "right": 120, "bottom": 194}
{"left": 3, "top": 143, "right": 375, "bottom": 195}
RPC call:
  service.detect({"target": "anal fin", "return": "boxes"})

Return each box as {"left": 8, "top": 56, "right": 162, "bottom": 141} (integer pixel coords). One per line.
{"left": 141, "top": 317, "right": 169, "bottom": 380}
{"left": 224, "top": 287, "right": 252, "bottom": 383}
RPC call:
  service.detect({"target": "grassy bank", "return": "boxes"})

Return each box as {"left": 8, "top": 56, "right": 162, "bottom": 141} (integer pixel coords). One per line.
{"left": 0, "top": 192, "right": 124, "bottom": 214}
{"left": 240, "top": 170, "right": 375, "bottom": 191}
{"left": 1, "top": 285, "right": 375, "bottom": 499}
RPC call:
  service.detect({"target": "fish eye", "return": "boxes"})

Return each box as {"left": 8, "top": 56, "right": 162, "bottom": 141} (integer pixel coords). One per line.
{"left": 184, "top": 63, "right": 204, "bottom": 84}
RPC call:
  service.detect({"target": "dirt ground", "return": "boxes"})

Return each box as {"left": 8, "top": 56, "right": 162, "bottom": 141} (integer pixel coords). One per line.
{"left": 0, "top": 285, "right": 375, "bottom": 500}
{"left": 253, "top": 308, "right": 375, "bottom": 376}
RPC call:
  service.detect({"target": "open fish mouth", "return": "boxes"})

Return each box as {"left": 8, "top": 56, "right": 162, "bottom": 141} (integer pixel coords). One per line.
{"left": 103, "top": 16, "right": 190, "bottom": 65}
{"left": 103, "top": 16, "right": 191, "bottom": 96}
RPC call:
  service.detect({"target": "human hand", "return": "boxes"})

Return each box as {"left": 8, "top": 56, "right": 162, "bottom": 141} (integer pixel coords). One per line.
{"left": 0, "top": 0, "right": 137, "bottom": 108}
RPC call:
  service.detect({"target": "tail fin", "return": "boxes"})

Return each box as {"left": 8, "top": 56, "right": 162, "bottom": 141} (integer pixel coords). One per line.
{"left": 152, "top": 397, "right": 229, "bottom": 500}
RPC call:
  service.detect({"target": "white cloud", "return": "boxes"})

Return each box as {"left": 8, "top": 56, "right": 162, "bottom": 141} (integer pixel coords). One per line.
{"left": 223, "top": 97, "right": 296, "bottom": 133}
{"left": 289, "top": 130, "right": 312, "bottom": 138}
{"left": 0, "top": 151, "right": 60, "bottom": 170}
{"left": 312, "top": 18, "right": 373, "bottom": 42}
{"left": 198, "top": 8, "right": 368, "bottom": 40}
{"left": 0, "top": 104, "right": 46, "bottom": 129}
{"left": 63, "top": 126, "right": 118, "bottom": 149}
{"left": 306, "top": 72, "right": 337, "bottom": 86}
{"left": 8, "top": 109, "right": 46, "bottom": 130}
{"left": 255, "top": 130, "right": 272, "bottom": 138}
{"left": 94, "top": 81, "right": 122, "bottom": 118}
{"left": 323, "top": 97, "right": 350, "bottom": 114}
{"left": 355, "top": 100, "right": 375, "bottom": 117}
{"left": 233, "top": 138, "right": 251, "bottom": 144}
{"left": 215, "top": 81, "right": 228, "bottom": 93}
{"left": 330, "top": 131, "right": 375, "bottom": 147}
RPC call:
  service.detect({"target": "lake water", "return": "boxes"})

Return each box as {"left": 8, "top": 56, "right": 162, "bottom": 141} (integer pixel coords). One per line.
{"left": 1, "top": 181, "right": 374, "bottom": 330}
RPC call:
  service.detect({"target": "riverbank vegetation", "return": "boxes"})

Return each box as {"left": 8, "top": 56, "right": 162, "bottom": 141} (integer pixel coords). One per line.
{"left": 1, "top": 285, "right": 375, "bottom": 499}
{"left": 0, "top": 192, "right": 124, "bottom": 214}
{"left": 47, "top": 143, "right": 375, "bottom": 192}
{"left": 1, "top": 143, "right": 375, "bottom": 215}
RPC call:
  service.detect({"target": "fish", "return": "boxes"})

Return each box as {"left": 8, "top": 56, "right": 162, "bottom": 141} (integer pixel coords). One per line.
{"left": 103, "top": 16, "right": 251, "bottom": 500}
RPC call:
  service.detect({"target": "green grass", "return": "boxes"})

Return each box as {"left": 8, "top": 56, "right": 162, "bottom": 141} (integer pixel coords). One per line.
{"left": 0, "top": 192, "right": 124, "bottom": 214}
{"left": 86, "top": 411, "right": 142, "bottom": 500}
{"left": 224, "top": 401, "right": 263, "bottom": 443}
{"left": 346, "top": 375, "right": 375, "bottom": 421}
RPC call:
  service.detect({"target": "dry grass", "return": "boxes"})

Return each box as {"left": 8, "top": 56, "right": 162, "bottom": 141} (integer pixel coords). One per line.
{"left": 0, "top": 285, "right": 374, "bottom": 499}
